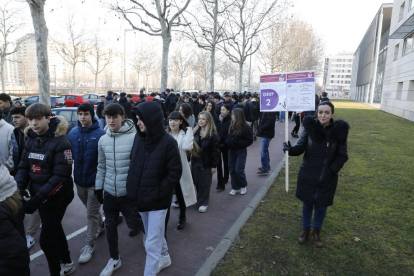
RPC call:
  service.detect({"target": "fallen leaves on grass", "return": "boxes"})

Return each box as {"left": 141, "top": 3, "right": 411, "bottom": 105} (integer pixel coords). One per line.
{"left": 354, "top": 237, "right": 361, "bottom": 242}
{"left": 206, "top": 246, "right": 214, "bottom": 251}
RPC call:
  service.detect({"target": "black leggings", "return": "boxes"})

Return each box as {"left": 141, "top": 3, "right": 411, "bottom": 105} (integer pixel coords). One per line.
{"left": 175, "top": 183, "right": 186, "bottom": 218}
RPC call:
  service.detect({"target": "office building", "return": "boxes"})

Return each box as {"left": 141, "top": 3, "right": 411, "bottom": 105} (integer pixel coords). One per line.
{"left": 323, "top": 52, "right": 354, "bottom": 97}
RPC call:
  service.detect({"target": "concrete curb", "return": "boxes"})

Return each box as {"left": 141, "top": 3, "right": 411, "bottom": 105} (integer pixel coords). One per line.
{"left": 195, "top": 157, "right": 286, "bottom": 276}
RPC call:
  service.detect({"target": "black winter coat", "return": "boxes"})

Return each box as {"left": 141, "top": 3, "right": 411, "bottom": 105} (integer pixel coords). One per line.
{"left": 0, "top": 207, "right": 29, "bottom": 276}
{"left": 216, "top": 114, "right": 231, "bottom": 144}
{"left": 191, "top": 129, "right": 220, "bottom": 169}
{"left": 320, "top": 97, "right": 330, "bottom": 102}
{"left": 126, "top": 101, "right": 182, "bottom": 212}
{"left": 289, "top": 117, "right": 349, "bottom": 207}
{"left": 226, "top": 124, "right": 253, "bottom": 151}
{"left": 243, "top": 101, "right": 254, "bottom": 122}
{"left": 215, "top": 102, "right": 223, "bottom": 116}
{"left": 96, "top": 102, "right": 104, "bottom": 119}
{"left": 252, "top": 101, "right": 260, "bottom": 120}
{"left": 257, "top": 112, "right": 277, "bottom": 139}
{"left": 15, "top": 117, "right": 75, "bottom": 209}
{"left": 118, "top": 97, "right": 132, "bottom": 118}
{"left": 222, "top": 99, "right": 234, "bottom": 109}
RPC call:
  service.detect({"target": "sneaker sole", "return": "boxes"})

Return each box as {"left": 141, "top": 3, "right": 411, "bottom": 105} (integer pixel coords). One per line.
{"left": 158, "top": 260, "right": 172, "bottom": 273}
{"left": 79, "top": 255, "right": 93, "bottom": 264}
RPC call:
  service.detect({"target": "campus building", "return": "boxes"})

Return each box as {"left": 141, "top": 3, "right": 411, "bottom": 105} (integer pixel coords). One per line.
{"left": 350, "top": 1, "right": 414, "bottom": 122}
{"left": 323, "top": 52, "right": 354, "bottom": 97}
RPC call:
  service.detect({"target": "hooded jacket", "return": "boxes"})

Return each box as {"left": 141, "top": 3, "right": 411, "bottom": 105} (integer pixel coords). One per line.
{"left": 1, "top": 101, "right": 17, "bottom": 126}
{"left": 104, "top": 95, "right": 115, "bottom": 107}
{"left": 126, "top": 101, "right": 182, "bottom": 212}
{"left": 95, "top": 119, "right": 136, "bottom": 197}
{"left": 68, "top": 118, "right": 106, "bottom": 188}
{"left": 118, "top": 97, "right": 132, "bottom": 118}
{"left": 289, "top": 117, "right": 349, "bottom": 207}
{"left": 15, "top": 116, "right": 74, "bottom": 209}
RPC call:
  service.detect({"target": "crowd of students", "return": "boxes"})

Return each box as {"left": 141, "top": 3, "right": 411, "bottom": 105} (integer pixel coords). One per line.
{"left": 0, "top": 90, "right": 280, "bottom": 276}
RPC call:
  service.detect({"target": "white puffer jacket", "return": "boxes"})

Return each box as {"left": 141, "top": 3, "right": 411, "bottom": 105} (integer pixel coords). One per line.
{"left": 0, "top": 119, "right": 14, "bottom": 171}
{"left": 95, "top": 119, "right": 136, "bottom": 197}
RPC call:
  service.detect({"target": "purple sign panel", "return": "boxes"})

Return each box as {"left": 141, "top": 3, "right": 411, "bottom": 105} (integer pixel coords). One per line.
{"left": 260, "top": 89, "right": 279, "bottom": 111}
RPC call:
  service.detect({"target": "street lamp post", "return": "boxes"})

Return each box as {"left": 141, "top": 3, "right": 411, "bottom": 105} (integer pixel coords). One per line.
{"left": 124, "top": 29, "right": 134, "bottom": 93}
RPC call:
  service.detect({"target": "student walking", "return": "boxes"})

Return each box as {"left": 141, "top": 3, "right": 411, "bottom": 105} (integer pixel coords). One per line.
{"left": 15, "top": 103, "right": 75, "bottom": 276}
{"left": 95, "top": 104, "right": 143, "bottom": 276}
{"left": 291, "top": 112, "right": 304, "bottom": 138}
{"left": 215, "top": 104, "right": 231, "bottom": 191}
{"left": 283, "top": 102, "right": 349, "bottom": 247}
{"left": 257, "top": 111, "right": 277, "bottom": 175}
{"left": 68, "top": 103, "right": 106, "bottom": 264}
{"left": 192, "top": 111, "right": 220, "bottom": 212}
{"left": 166, "top": 111, "right": 197, "bottom": 229}
{"left": 0, "top": 165, "right": 30, "bottom": 276}
{"left": 127, "top": 101, "right": 182, "bottom": 276}
{"left": 226, "top": 108, "right": 253, "bottom": 196}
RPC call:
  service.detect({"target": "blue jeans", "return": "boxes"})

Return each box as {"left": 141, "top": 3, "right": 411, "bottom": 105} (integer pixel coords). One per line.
{"left": 302, "top": 202, "right": 327, "bottom": 229}
{"left": 280, "top": 111, "right": 285, "bottom": 121}
{"left": 260, "top": 138, "right": 271, "bottom": 171}
{"left": 98, "top": 118, "right": 106, "bottom": 129}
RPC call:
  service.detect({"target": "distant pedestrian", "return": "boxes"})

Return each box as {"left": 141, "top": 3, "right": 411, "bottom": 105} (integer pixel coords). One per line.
{"left": 215, "top": 104, "right": 231, "bottom": 191}
{"left": 104, "top": 91, "right": 115, "bottom": 107}
{"left": 204, "top": 100, "right": 219, "bottom": 125}
{"left": 320, "top": 92, "right": 330, "bottom": 102}
{"left": 0, "top": 93, "right": 17, "bottom": 125}
{"left": 257, "top": 111, "right": 277, "bottom": 175}
{"left": 97, "top": 95, "right": 106, "bottom": 129}
{"left": 283, "top": 102, "right": 349, "bottom": 248}
{"left": 118, "top": 92, "right": 132, "bottom": 118}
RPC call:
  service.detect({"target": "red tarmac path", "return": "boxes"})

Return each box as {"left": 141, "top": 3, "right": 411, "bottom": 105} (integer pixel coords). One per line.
{"left": 26, "top": 121, "right": 299, "bottom": 276}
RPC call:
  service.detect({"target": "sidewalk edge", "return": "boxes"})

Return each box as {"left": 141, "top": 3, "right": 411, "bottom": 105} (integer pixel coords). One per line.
{"left": 195, "top": 157, "right": 286, "bottom": 276}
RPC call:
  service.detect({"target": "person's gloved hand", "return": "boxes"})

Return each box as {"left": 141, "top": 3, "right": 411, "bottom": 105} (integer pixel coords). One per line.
{"left": 95, "top": 189, "right": 103, "bottom": 204}
{"left": 24, "top": 195, "right": 43, "bottom": 214}
{"left": 282, "top": 141, "right": 291, "bottom": 152}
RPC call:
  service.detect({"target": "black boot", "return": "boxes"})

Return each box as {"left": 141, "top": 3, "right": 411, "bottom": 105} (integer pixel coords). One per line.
{"left": 177, "top": 214, "right": 186, "bottom": 230}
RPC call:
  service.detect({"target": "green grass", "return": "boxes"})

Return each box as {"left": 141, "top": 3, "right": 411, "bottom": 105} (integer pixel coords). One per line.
{"left": 212, "top": 102, "right": 414, "bottom": 276}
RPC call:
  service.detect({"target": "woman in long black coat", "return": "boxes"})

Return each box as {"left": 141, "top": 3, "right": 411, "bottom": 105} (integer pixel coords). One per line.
{"left": 283, "top": 102, "right": 349, "bottom": 248}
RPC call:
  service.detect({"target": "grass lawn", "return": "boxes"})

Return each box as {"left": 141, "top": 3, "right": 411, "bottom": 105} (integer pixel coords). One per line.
{"left": 212, "top": 101, "right": 414, "bottom": 276}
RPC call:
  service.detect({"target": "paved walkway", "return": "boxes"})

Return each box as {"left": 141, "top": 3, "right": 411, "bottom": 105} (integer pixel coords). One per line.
{"left": 27, "top": 121, "right": 298, "bottom": 276}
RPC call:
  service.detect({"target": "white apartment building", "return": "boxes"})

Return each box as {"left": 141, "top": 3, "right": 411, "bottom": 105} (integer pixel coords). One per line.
{"left": 2, "top": 49, "right": 20, "bottom": 85}
{"left": 323, "top": 53, "right": 354, "bottom": 97}
{"left": 382, "top": 0, "right": 414, "bottom": 121}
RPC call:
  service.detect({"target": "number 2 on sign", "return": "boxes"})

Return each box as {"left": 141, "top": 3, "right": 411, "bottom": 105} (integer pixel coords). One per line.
{"left": 266, "top": 99, "right": 271, "bottom": 106}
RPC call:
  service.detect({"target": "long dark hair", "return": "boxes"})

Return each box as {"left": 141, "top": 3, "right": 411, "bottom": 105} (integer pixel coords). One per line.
{"left": 167, "top": 111, "right": 189, "bottom": 132}
{"left": 229, "top": 108, "right": 246, "bottom": 136}
{"left": 180, "top": 103, "right": 193, "bottom": 119}
{"left": 203, "top": 100, "right": 216, "bottom": 116}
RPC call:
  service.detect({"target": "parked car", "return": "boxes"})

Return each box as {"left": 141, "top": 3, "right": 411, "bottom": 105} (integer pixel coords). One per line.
{"left": 52, "top": 107, "right": 99, "bottom": 133}
{"left": 61, "top": 94, "right": 88, "bottom": 107}
{"left": 24, "top": 96, "right": 66, "bottom": 108}
{"left": 82, "top": 93, "right": 103, "bottom": 105}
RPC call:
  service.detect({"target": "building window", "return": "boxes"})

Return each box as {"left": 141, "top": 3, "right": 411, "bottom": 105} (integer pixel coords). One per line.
{"left": 410, "top": 0, "right": 414, "bottom": 11}
{"left": 331, "top": 80, "right": 333, "bottom": 84}
{"left": 331, "top": 75, "right": 334, "bottom": 78}
{"left": 394, "top": 44, "right": 400, "bottom": 60}
{"left": 408, "top": 80, "right": 414, "bottom": 101}
{"left": 396, "top": 82, "right": 403, "bottom": 100}
{"left": 403, "top": 33, "right": 414, "bottom": 56}
{"left": 399, "top": 2, "right": 405, "bottom": 22}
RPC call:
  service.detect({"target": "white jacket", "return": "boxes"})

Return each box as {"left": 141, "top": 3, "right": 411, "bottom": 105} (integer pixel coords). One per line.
{"left": 175, "top": 129, "right": 197, "bottom": 207}
{"left": 0, "top": 119, "right": 14, "bottom": 171}
{"left": 95, "top": 119, "right": 136, "bottom": 197}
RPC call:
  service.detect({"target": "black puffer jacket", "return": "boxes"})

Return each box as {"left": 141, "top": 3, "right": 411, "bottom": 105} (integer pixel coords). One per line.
{"left": 289, "top": 117, "right": 349, "bottom": 207}
{"left": 96, "top": 101, "right": 104, "bottom": 119}
{"left": 243, "top": 101, "right": 254, "bottom": 122}
{"left": 226, "top": 124, "right": 253, "bottom": 151}
{"left": 257, "top": 112, "right": 277, "bottom": 139}
{"left": 216, "top": 114, "right": 231, "bottom": 144}
{"left": 191, "top": 128, "right": 220, "bottom": 169}
{"left": 126, "top": 101, "right": 182, "bottom": 212}
{"left": 118, "top": 97, "right": 132, "bottom": 118}
{"left": 15, "top": 116, "right": 74, "bottom": 209}
{"left": 0, "top": 206, "right": 29, "bottom": 276}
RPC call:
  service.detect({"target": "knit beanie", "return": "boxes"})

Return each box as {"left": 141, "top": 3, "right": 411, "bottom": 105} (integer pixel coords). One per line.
{"left": 0, "top": 165, "right": 17, "bottom": 202}
{"left": 78, "top": 103, "right": 95, "bottom": 117}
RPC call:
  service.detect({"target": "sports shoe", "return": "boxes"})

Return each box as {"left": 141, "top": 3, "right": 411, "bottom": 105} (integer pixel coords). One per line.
{"left": 198, "top": 206, "right": 208, "bottom": 213}
{"left": 157, "top": 254, "right": 172, "bottom": 273}
{"left": 229, "top": 189, "right": 240, "bottom": 196}
{"left": 241, "top": 187, "right": 247, "bottom": 195}
{"left": 26, "top": 235, "right": 35, "bottom": 249}
{"left": 129, "top": 228, "right": 141, "bottom": 237}
{"left": 171, "top": 201, "right": 179, "bottom": 208}
{"left": 100, "top": 257, "right": 122, "bottom": 276}
{"left": 215, "top": 186, "right": 225, "bottom": 192}
{"left": 96, "top": 223, "right": 105, "bottom": 238}
{"left": 257, "top": 169, "right": 269, "bottom": 175}
{"left": 258, "top": 166, "right": 270, "bottom": 171}
{"left": 78, "top": 245, "right": 94, "bottom": 264}
{"left": 60, "top": 261, "right": 75, "bottom": 275}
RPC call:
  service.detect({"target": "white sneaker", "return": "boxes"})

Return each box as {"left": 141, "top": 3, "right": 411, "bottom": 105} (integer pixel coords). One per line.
{"left": 229, "top": 189, "right": 240, "bottom": 196}
{"left": 78, "top": 245, "right": 94, "bottom": 263}
{"left": 100, "top": 258, "right": 122, "bottom": 276}
{"left": 157, "top": 254, "right": 172, "bottom": 273}
{"left": 171, "top": 202, "right": 179, "bottom": 208}
{"left": 241, "top": 187, "right": 247, "bottom": 195}
{"left": 26, "top": 235, "right": 35, "bottom": 249}
{"left": 198, "top": 206, "right": 208, "bottom": 213}
{"left": 60, "top": 261, "right": 75, "bottom": 275}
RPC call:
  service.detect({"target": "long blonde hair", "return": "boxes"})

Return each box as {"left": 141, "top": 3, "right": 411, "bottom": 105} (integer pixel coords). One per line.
{"left": 1, "top": 190, "right": 22, "bottom": 215}
{"left": 193, "top": 111, "right": 217, "bottom": 139}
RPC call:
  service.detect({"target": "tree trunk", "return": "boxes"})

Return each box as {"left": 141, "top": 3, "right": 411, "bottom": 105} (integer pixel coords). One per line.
{"left": 27, "top": 0, "right": 50, "bottom": 106}
{"left": 238, "top": 62, "right": 243, "bottom": 93}
{"left": 72, "top": 64, "right": 76, "bottom": 94}
{"left": 160, "top": 34, "right": 171, "bottom": 93}
{"left": 0, "top": 58, "right": 5, "bottom": 93}
{"left": 94, "top": 73, "right": 98, "bottom": 93}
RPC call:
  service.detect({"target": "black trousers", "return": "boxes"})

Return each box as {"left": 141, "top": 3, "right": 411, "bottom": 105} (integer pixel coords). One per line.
{"left": 103, "top": 192, "right": 143, "bottom": 259}
{"left": 175, "top": 183, "right": 186, "bottom": 219}
{"left": 38, "top": 204, "right": 72, "bottom": 276}
{"left": 292, "top": 115, "right": 303, "bottom": 134}
{"left": 217, "top": 145, "right": 229, "bottom": 188}
{"left": 192, "top": 166, "right": 213, "bottom": 207}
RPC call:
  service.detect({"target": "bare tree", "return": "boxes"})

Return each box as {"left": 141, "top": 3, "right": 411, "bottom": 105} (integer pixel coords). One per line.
{"left": 183, "top": 0, "right": 235, "bottom": 91}
{"left": 142, "top": 45, "right": 158, "bottom": 91}
{"left": 219, "top": 0, "right": 286, "bottom": 92}
{"left": 218, "top": 58, "right": 234, "bottom": 90}
{"left": 103, "top": 68, "right": 113, "bottom": 91}
{"left": 129, "top": 73, "right": 138, "bottom": 92}
{"left": 84, "top": 32, "right": 113, "bottom": 93}
{"left": 109, "top": 0, "right": 191, "bottom": 93}
{"left": 130, "top": 45, "right": 145, "bottom": 92}
{"left": 0, "top": 1, "right": 25, "bottom": 93}
{"left": 258, "top": 16, "right": 324, "bottom": 74}
{"left": 53, "top": 13, "right": 89, "bottom": 94}
{"left": 26, "top": 0, "right": 50, "bottom": 105}
{"left": 172, "top": 48, "right": 192, "bottom": 92}
{"left": 194, "top": 50, "right": 211, "bottom": 91}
